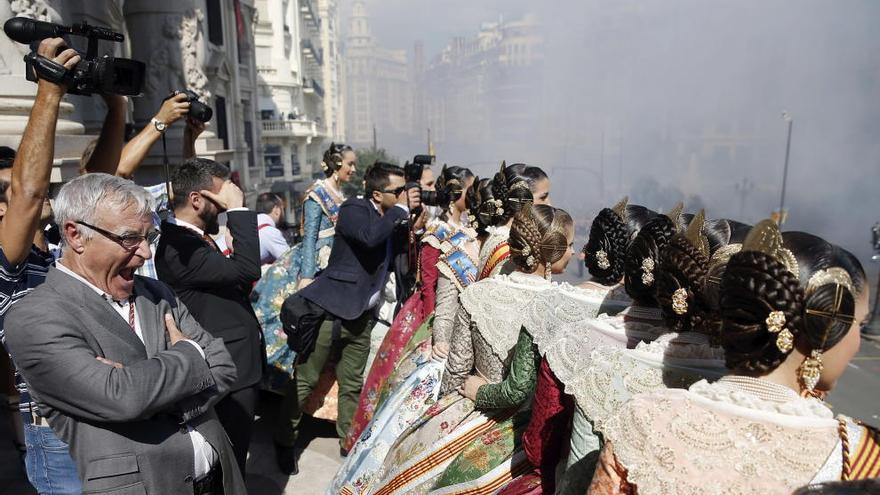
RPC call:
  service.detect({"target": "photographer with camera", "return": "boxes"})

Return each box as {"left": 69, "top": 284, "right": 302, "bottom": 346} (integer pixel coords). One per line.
{"left": 275, "top": 162, "right": 420, "bottom": 474}
{"left": 0, "top": 36, "right": 82, "bottom": 495}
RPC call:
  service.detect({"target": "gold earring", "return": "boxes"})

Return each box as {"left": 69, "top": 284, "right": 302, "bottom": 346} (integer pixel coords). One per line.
{"left": 798, "top": 350, "right": 824, "bottom": 393}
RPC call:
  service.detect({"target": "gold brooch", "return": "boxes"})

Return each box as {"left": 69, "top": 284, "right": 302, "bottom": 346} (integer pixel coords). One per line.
{"left": 672, "top": 288, "right": 688, "bottom": 315}
{"left": 595, "top": 250, "right": 610, "bottom": 270}
{"left": 765, "top": 311, "right": 793, "bottom": 353}
{"left": 641, "top": 257, "right": 655, "bottom": 286}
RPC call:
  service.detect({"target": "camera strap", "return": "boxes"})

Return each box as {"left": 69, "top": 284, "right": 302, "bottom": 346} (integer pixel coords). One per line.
{"left": 23, "top": 52, "right": 69, "bottom": 85}
{"left": 161, "top": 131, "right": 174, "bottom": 205}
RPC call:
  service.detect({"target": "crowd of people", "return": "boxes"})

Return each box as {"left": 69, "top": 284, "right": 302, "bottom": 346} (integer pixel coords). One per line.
{"left": 0, "top": 36, "right": 877, "bottom": 495}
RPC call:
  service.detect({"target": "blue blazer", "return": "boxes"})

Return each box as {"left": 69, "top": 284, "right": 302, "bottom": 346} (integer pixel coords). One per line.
{"left": 299, "top": 197, "right": 408, "bottom": 321}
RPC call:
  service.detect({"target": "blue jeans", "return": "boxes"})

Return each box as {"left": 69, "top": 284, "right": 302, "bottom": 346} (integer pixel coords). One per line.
{"left": 23, "top": 423, "right": 81, "bottom": 495}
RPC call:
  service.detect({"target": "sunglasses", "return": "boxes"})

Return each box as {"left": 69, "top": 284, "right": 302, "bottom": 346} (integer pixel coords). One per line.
{"left": 76, "top": 221, "right": 159, "bottom": 250}
{"left": 382, "top": 186, "right": 407, "bottom": 196}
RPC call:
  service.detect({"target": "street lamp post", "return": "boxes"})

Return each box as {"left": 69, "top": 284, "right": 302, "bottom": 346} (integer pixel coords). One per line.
{"left": 778, "top": 111, "right": 793, "bottom": 225}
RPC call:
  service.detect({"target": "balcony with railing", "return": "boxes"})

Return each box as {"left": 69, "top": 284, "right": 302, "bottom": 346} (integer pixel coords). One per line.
{"left": 302, "top": 78, "right": 325, "bottom": 99}
{"left": 261, "top": 119, "right": 318, "bottom": 138}
{"left": 300, "top": 38, "right": 324, "bottom": 66}
{"left": 299, "top": 0, "right": 321, "bottom": 31}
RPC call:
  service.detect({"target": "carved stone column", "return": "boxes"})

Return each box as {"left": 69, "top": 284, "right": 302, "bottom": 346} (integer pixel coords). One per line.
{"left": 0, "top": 0, "right": 92, "bottom": 182}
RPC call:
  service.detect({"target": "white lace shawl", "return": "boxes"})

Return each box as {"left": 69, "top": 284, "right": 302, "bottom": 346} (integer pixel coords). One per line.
{"left": 459, "top": 271, "right": 560, "bottom": 359}
{"left": 603, "top": 380, "right": 844, "bottom": 494}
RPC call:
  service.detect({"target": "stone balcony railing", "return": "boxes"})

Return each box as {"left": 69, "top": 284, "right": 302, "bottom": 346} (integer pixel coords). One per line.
{"left": 261, "top": 119, "right": 318, "bottom": 138}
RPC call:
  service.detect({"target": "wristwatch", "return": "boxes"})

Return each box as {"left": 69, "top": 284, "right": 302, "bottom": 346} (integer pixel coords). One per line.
{"left": 151, "top": 118, "right": 167, "bottom": 133}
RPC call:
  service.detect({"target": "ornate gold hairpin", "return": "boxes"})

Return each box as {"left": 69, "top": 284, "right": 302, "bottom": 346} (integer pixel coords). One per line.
{"left": 705, "top": 243, "right": 742, "bottom": 287}
{"left": 611, "top": 196, "right": 629, "bottom": 219}
{"left": 665, "top": 202, "right": 685, "bottom": 232}
{"left": 741, "top": 219, "right": 800, "bottom": 278}
{"left": 684, "top": 209, "right": 710, "bottom": 257}
{"left": 805, "top": 267, "right": 854, "bottom": 298}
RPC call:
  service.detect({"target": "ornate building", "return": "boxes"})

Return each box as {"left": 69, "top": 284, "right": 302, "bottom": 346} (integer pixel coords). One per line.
{"left": 253, "top": 0, "right": 344, "bottom": 211}
{"left": 421, "top": 14, "right": 544, "bottom": 164}
{"left": 0, "top": 0, "right": 263, "bottom": 193}
{"left": 342, "top": 0, "right": 415, "bottom": 152}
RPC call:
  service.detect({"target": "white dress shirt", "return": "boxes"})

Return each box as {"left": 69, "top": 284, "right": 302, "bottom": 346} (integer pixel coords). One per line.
{"left": 55, "top": 262, "right": 218, "bottom": 479}
{"left": 256, "top": 213, "right": 290, "bottom": 265}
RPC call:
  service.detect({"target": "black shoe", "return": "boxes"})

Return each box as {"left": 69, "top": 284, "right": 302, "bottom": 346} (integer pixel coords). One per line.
{"left": 275, "top": 443, "right": 299, "bottom": 476}
{"left": 339, "top": 447, "right": 349, "bottom": 458}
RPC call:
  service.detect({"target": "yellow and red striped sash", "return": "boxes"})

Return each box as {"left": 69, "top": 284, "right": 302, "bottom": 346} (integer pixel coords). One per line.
{"left": 479, "top": 242, "right": 510, "bottom": 280}
{"left": 847, "top": 423, "right": 880, "bottom": 480}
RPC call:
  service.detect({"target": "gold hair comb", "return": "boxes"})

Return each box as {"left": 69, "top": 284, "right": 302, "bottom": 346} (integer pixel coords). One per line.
{"left": 741, "top": 219, "right": 800, "bottom": 278}
{"left": 684, "top": 209, "right": 710, "bottom": 257}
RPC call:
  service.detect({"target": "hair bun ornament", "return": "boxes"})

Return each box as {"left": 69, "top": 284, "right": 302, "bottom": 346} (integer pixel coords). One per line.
{"left": 742, "top": 219, "right": 800, "bottom": 278}
{"left": 672, "top": 287, "right": 689, "bottom": 315}
{"left": 595, "top": 249, "right": 611, "bottom": 269}
{"left": 320, "top": 161, "right": 329, "bottom": 172}
{"left": 684, "top": 209, "right": 710, "bottom": 257}
{"left": 765, "top": 310, "right": 794, "bottom": 353}
{"left": 641, "top": 257, "right": 655, "bottom": 286}
{"left": 665, "top": 202, "right": 685, "bottom": 232}
{"left": 611, "top": 196, "right": 629, "bottom": 219}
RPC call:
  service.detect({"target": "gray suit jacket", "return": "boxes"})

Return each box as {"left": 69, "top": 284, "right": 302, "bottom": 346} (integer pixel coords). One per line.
{"left": 4, "top": 267, "right": 247, "bottom": 494}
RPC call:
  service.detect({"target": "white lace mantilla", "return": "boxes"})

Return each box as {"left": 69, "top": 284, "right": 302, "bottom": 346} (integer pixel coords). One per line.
{"left": 460, "top": 271, "right": 558, "bottom": 359}
{"left": 604, "top": 387, "right": 841, "bottom": 495}
{"left": 687, "top": 378, "right": 834, "bottom": 419}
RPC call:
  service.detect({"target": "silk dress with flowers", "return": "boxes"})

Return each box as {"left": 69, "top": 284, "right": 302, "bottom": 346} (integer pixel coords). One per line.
{"left": 341, "top": 220, "right": 478, "bottom": 453}
{"left": 331, "top": 231, "right": 479, "bottom": 495}
{"left": 251, "top": 179, "right": 342, "bottom": 418}
{"left": 369, "top": 273, "right": 613, "bottom": 495}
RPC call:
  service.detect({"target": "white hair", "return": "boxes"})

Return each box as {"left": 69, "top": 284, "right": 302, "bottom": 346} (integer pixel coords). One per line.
{"left": 55, "top": 173, "right": 155, "bottom": 243}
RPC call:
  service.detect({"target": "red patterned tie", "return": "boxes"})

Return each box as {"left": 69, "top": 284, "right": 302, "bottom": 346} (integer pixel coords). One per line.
{"left": 128, "top": 298, "right": 136, "bottom": 333}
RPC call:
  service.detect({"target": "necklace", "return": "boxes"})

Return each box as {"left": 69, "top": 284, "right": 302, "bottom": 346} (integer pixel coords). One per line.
{"left": 718, "top": 375, "right": 799, "bottom": 403}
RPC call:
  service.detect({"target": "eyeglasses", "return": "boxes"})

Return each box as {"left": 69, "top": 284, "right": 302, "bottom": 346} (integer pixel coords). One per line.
{"left": 382, "top": 186, "right": 407, "bottom": 196}
{"left": 75, "top": 221, "right": 159, "bottom": 250}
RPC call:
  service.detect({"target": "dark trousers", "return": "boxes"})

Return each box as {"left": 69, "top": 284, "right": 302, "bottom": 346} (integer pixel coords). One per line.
{"left": 274, "top": 312, "right": 373, "bottom": 447}
{"left": 214, "top": 385, "right": 258, "bottom": 475}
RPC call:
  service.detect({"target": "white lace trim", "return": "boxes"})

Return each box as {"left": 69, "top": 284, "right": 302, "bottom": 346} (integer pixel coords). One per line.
{"left": 460, "top": 271, "right": 556, "bottom": 359}
{"left": 687, "top": 378, "right": 835, "bottom": 419}
{"left": 634, "top": 332, "right": 727, "bottom": 360}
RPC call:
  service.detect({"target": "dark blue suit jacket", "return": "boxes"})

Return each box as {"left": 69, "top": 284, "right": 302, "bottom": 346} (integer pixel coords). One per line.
{"left": 299, "top": 197, "right": 408, "bottom": 321}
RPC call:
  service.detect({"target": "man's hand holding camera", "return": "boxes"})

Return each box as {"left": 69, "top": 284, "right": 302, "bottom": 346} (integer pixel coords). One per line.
{"left": 153, "top": 92, "right": 192, "bottom": 131}
{"left": 34, "top": 38, "right": 80, "bottom": 98}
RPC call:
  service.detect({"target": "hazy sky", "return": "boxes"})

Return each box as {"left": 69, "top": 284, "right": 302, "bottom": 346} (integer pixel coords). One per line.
{"left": 339, "top": 0, "right": 880, "bottom": 285}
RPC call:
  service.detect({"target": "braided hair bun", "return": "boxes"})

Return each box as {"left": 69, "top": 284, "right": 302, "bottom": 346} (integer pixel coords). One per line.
{"left": 624, "top": 215, "right": 678, "bottom": 305}
{"left": 467, "top": 177, "right": 503, "bottom": 232}
{"left": 720, "top": 250, "right": 805, "bottom": 373}
{"left": 583, "top": 207, "right": 630, "bottom": 285}
{"left": 509, "top": 203, "right": 572, "bottom": 274}
{"left": 656, "top": 234, "right": 714, "bottom": 334}
{"left": 321, "top": 142, "right": 353, "bottom": 178}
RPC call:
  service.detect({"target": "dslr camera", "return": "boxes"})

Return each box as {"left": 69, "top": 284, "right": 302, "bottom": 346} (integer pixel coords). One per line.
{"left": 164, "top": 90, "right": 213, "bottom": 123}
{"left": 3, "top": 17, "right": 145, "bottom": 96}
{"left": 404, "top": 154, "right": 447, "bottom": 207}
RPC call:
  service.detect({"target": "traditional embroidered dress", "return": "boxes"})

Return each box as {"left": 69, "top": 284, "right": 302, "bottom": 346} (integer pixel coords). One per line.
{"left": 369, "top": 273, "right": 614, "bottom": 495}
{"left": 331, "top": 226, "right": 479, "bottom": 495}
{"left": 590, "top": 376, "right": 877, "bottom": 494}
{"left": 343, "top": 220, "right": 479, "bottom": 452}
{"left": 252, "top": 179, "right": 343, "bottom": 394}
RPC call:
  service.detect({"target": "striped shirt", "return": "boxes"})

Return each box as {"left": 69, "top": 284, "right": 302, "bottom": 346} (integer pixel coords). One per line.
{"left": 0, "top": 246, "right": 54, "bottom": 415}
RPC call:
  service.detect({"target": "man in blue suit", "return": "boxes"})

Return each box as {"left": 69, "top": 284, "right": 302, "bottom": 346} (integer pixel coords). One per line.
{"left": 275, "top": 162, "right": 421, "bottom": 473}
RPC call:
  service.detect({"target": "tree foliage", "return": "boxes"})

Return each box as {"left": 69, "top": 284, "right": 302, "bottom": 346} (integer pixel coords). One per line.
{"left": 342, "top": 146, "right": 400, "bottom": 197}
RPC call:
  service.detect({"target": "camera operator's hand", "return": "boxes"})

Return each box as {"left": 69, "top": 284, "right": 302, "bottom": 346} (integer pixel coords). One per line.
{"left": 154, "top": 92, "right": 190, "bottom": 126}
{"left": 200, "top": 180, "right": 244, "bottom": 212}
{"left": 412, "top": 208, "right": 428, "bottom": 232}
{"left": 397, "top": 186, "right": 421, "bottom": 209}
{"left": 36, "top": 38, "right": 81, "bottom": 97}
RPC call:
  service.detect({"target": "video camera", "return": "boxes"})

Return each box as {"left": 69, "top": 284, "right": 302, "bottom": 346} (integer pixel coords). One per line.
{"left": 3, "top": 17, "right": 145, "bottom": 96}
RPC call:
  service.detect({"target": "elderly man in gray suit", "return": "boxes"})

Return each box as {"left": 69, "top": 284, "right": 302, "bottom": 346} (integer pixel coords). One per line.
{"left": 4, "top": 173, "right": 246, "bottom": 494}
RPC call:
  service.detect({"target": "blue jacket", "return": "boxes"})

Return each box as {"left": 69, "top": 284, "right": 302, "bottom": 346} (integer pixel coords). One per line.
{"left": 299, "top": 197, "right": 408, "bottom": 320}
